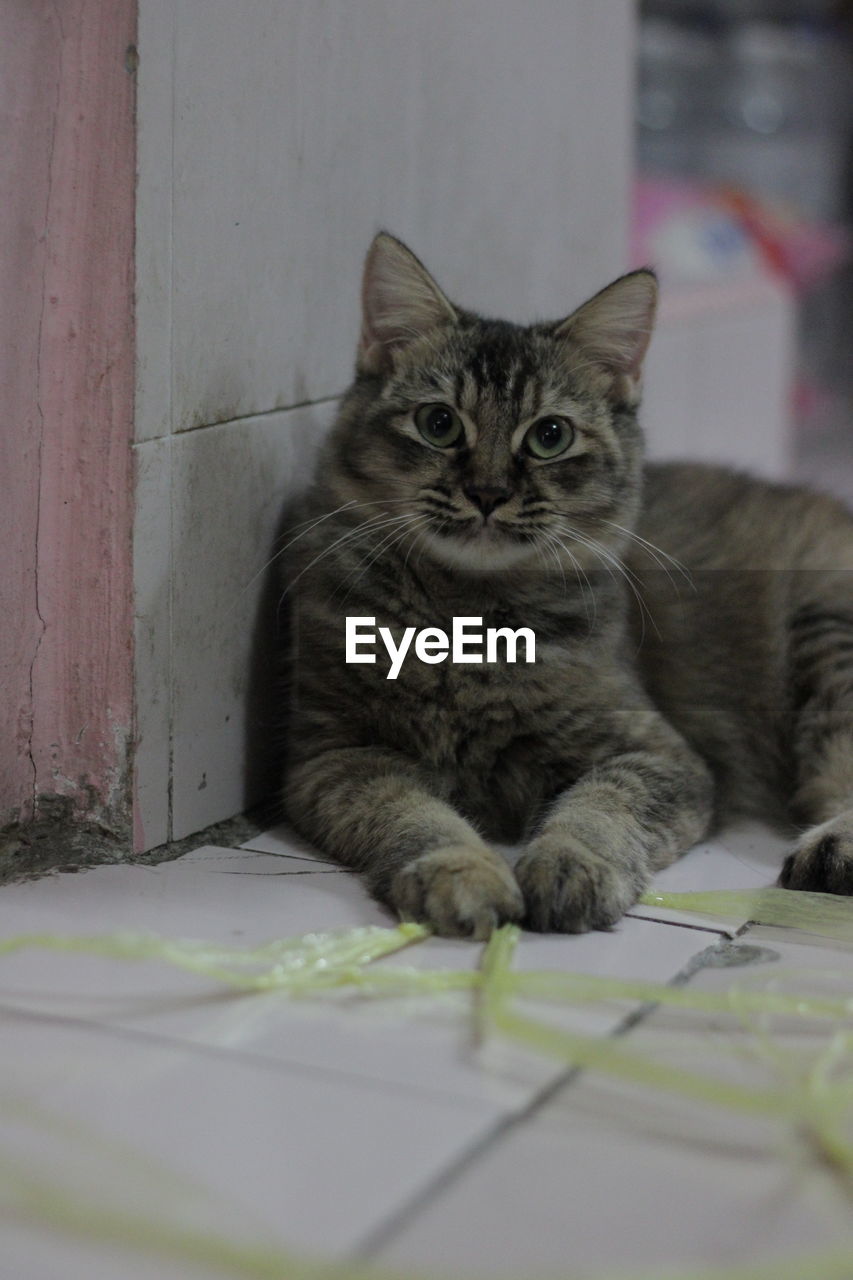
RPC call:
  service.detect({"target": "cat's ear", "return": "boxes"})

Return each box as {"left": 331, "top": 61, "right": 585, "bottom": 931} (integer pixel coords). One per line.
{"left": 358, "top": 232, "right": 458, "bottom": 375}
{"left": 554, "top": 269, "right": 658, "bottom": 401}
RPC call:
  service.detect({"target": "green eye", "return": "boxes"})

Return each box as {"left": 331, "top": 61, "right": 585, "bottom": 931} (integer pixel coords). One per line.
{"left": 524, "top": 416, "right": 574, "bottom": 460}
{"left": 415, "top": 403, "right": 463, "bottom": 448}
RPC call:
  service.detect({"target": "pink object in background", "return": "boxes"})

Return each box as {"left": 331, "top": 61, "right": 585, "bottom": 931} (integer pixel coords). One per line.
{"left": 0, "top": 3, "right": 137, "bottom": 833}
{"left": 632, "top": 176, "right": 849, "bottom": 291}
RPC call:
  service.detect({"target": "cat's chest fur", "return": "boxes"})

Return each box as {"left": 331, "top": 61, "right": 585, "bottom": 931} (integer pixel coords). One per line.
{"left": 296, "top": 557, "right": 624, "bottom": 838}
{"left": 349, "top": 629, "right": 571, "bottom": 838}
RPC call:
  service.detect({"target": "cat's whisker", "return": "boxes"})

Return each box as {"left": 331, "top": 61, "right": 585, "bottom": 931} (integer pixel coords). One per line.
{"left": 278, "top": 497, "right": 415, "bottom": 546}
{"left": 536, "top": 528, "right": 569, "bottom": 591}
{"left": 273, "top": 497, "right": 414, "bottom": 560}
{"left": 279, "top": 513, "right": 422, "bottom": 623}
{"left": 413, "top": 515, "right": 454, "bottom": 572}
{"left": 334, "top": 515, "right": 435, "bottom": 601}
{"left": 403, "top": 523, "right": 428, "bottom": 574}
{"left": 337, "top": 512, "right": 425, "bottom": 557}
{"left": 330, "top": 525, "right": 413, "bottom": 603}
{"left": 538, "top": 531, "right": 566, "bottom": 592}
{"left": 549, "top": 521, "right": 618, "bottom": 586}
{"left": 544, "top": 533, "right": 592, "bottom": 625}
{"left": 590, "top": 539, "right": 657, "bottom": 646}
{"left": 280, "top": 511, "right": 423, "bottom": 600}
{"left": 229, "top": 499, "right": 358, "bottom": 612}
{"left": 589, "top": 519, "right": 681, "bottom": 604}
{"left": 600, "top": 520, "right": 694, "bottom": 590}
{"left": 333, "top": 513, "right": 428, "bottom": 581}
{"left": 523, "top": 530, "right": 549, "bottom": 579}
{"left": 541, "top": 530, "right": 595, "bottom": 628}
{"left": 232, "top": 498, "right": 420, "bottom": 613}
{"left": 553, "top": 520, "right": 635, "bottom": 586}
{"left": 369, "top": 519, "right": 437, "bottom": 586}
{"left": 403, "top": 514, "right": 450, "bottom": 576}
{"left": 552, "top": 521, "right": 658, "bottom": 642}
{"left": 342, "top": 515, "right": 431, "bottom": 593}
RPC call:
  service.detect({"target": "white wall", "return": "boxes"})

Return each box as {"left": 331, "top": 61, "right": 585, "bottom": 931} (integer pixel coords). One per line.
{"left": 133, "top": 0, "right": 638, "bottom": 849}
{"left": 643, "top": 278, "right": 795, "bottom": 479}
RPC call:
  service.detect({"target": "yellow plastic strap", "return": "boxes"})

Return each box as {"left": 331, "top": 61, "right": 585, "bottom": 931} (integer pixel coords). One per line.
{"left": 2, "top": 895, "right": 853, "bottom": 1279}
{"left": 639, "top": 887, "right": 853, "bottom": 944}
{"left": 0, "top": 923, "right": 430, "bottom": 991}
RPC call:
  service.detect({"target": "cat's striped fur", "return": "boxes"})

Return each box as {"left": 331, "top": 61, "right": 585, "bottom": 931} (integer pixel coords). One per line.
{"left": 282, "top": 233, "right": 853, "bottom": 938}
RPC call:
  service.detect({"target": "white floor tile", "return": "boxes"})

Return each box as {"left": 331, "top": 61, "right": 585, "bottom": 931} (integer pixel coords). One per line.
{"left": 0, "top": 845, "right": 378, "bottom": 939}
{"left": 0, "top": 847, "right": 718, "bottom": 1113}
{"left": 0, "top": 1225, "right": 203, "bottom": 1280}
{"left": 374, "top": 1068, "right": 851, "bottom": 1278}
{"left": 0, "top": 1008, "right": 501, "bottom": 1263}
{"left": 246, "top": 818, "right": 788, "bottom": 934}
{"left": 0, "top": 847, "right": 387, "bottom": 1019}
{"left": 374, "top": 923, "right": 853, "bottom": 1278}
{"left": 123, "top": 912, "right": 716, "bottom": 1113}
{"left": 239, "top": 823, "right": 339, "bottom": 865}
{"left": 1, "top": 832, "right": 849, "bottom": 1279}
{"left": 629, "top": 820, "right": 790, "bottom": 933}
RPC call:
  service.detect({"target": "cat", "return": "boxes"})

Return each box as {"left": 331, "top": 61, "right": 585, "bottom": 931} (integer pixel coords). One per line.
{"left": 281, "top": 231, "right": 853, "bottom": 938}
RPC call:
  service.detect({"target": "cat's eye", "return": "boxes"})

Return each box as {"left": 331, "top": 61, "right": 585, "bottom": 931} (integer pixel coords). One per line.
{"left": 414, "top": 403, "right": 463, "bottom": 449}
{"left": 523, "top": 416, "right": 574, "bottom": 460}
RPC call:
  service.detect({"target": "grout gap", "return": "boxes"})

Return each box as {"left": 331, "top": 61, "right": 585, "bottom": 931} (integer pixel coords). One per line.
{"left": 171, "top": 394, "right": 342, "bottom": 437}
{"left": 0, "top": 1001, "right": 504, "bottom": 1114}
{"left": 350, "top": 931, "right": 737, "bottom": 1263}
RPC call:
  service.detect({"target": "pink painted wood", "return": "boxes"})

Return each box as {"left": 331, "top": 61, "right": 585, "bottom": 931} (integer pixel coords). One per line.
{"left": 0, "top": 2, "right": 136, "bottom": 832}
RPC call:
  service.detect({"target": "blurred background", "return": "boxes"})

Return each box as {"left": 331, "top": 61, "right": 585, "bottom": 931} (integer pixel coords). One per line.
{"left": 634, "top": 0, "right": 853, "bottom": 494}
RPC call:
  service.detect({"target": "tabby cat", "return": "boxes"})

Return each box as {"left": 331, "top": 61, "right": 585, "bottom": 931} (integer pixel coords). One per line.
{"left": 282, "top": 232, "right": 853, "bottom": 938}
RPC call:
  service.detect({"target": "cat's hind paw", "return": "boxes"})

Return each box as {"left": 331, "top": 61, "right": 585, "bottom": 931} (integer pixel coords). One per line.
{"left": 778, "top": 818, "right": 853, "bottom": 895}
{"left": 516, "top": 836, "right": 641, "bottom": 933}
{"left": 390, "top": 846, "right": 523, "bottom": 941}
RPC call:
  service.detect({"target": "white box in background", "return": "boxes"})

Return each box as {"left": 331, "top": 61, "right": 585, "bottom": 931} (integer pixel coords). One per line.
{"left": 642, "top": 276, "right": 796, "bottom": 480}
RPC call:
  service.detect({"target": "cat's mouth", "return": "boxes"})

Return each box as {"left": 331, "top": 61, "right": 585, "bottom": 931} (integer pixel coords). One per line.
{"left": 460, "top": 516, "right": 512, "bottom": 538}
{"left": 438, "top": 514, "right": 524, "bottom": 544}
{"left": 422, "top": 516, "right": 536, "bottom": 570}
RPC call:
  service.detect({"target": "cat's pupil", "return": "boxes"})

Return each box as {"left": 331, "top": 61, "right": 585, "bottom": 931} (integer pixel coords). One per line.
{"left": 537, "top": 419, "right": 563, "bottom": 449}
{"left": 428, "top": 408, "right": 454, "bottom": 438}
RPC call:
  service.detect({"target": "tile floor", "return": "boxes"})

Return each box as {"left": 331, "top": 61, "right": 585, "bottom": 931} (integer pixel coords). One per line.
{"left": 1, "top": 821, "right": 851, "bottom": 1280}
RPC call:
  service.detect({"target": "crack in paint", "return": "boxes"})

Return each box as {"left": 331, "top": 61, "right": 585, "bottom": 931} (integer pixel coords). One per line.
{"left": 27, "top": 25, "right": 63, "bottom": 819}
{"left": 50, "top": 0, "right": 65, "bottom": 43}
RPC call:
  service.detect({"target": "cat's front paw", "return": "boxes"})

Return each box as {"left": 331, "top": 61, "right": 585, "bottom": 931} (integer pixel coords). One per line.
{"left": 516, "top": 835, "right": 641, "bottom": 933}
{"left": 391, "top": 846, "right": 523, "bottom": 941}
{"left": 778, "top": 817, "right": 853, "bottom": 895}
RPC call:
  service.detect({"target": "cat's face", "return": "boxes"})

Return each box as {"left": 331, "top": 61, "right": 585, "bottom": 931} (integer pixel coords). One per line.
{"left": 325, "top": 234, "right": 657, "bottom": 573}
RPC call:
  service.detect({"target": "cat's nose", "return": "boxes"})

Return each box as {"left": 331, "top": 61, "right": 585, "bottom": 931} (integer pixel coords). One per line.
{"left": 464, "top": 484, "right": 512, "bottom": 517}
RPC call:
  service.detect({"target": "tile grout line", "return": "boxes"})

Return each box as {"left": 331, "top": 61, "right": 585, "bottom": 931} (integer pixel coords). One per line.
{"left": 0, "top": 1001, "right": 499, "bottom": 1114}
{"left": 165, "top": 0, "right": 176, "bottom": 846}
{"left": 351, "top": 1065, "right": 588, "bottom": 1264}
{"left": 349, "top": 933, "right": 736, "bottom": 1264}
{"left": 625, "top": 911, "right": 736, "bottom": 936}
{"left": 136, "top": 394, "right": 343, "bottom": 444}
